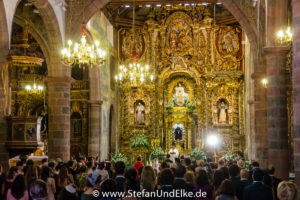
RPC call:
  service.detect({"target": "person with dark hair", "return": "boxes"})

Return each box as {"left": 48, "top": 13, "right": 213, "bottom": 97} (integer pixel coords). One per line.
{"left": 25, "top": 166, "right": 38, "bottom": 192}
{"left": 41, "top": 159, "right": 48, "bottom": 168}
{"left": 218, "top": 159, "right": 225, "bottom": 169}
{"left": 67, "top": 160, "right": 77, "bottom": 182}
{"left": 114, "top": 161, "right": 126, "bottom": 192}
{"left": 134, "top": 156, "right": 144, "bottom": 178}
{"left": 268, "top": 166, "right": 281, "bottom": 200}
{"left": 173, "top": 165, "right": 193, "bottom": 199}
{"left": 159, "top": 168, "right": 174, "bottom": 191}
{"left": 248, "top": 161, "right": 260, "bottom": 182}
{"left": 59, "top": 184, "right": 79, "bottom": 200}
{"left": 100, "top": 179, "right": 118, "bottom": 200}
{"left": 1, "top": 166, "right": 18, "bottom": 198}
{"left": 30, "top": 179, "right": 48, "bottom": 200}
{"left": 0, "top": 165, "right": 5, "bottom": 199}
{"left": 243, "top": 168, "right": 273, "bottom": 200}
{"left": 160, "top": 161, "right": 169, "bottom": 170}
{"left": 194, "top": 170, "right": 214, "bottom": 200}
{"left": 105, "top": 162, "right": 113, "bottom": 178}
{"left": 184, "top": 158, "right": 191, "bottom": 167}
{"left": 41, "top": 166, "right": 56, "bottom": 200}
{"left": 215, "top": 179, "right": 238, "bottom": 200}
{"left": 122, "top": 167, "right": 139, "bottom": 200}
{"left": 220, "top": 167, "right": 230, "bottom": 179}
{"left": 213, "top": 170, "right": 225, "bottom": 192}
{"left": 165, "top": 154, "right": 173, "bottom": 163}
{"left": 56, "top": 166, "right": 69, "bottom": 198}
{"left": 16, "top": 161, "right": 24, "bottom": 175}
{"left": 7, "top": 174, "right": 28, "bottom": 200}
{"left": 229, "top": 164, "right": 243, "bottom": 200}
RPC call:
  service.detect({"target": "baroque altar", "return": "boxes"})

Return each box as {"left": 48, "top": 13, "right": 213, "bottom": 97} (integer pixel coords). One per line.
{"left": 117, "top": 5, "right": 245, "bottom": 161}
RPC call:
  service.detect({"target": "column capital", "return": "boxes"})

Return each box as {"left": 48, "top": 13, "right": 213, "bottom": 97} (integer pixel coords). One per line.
{"left": 264, "top": 46, "right": 291, "bottom": 56}
{"left": 44, "top": 76, "right": 75, "bottom": 83}
{"left": 88, "top": 100, "right": 103, "bottom": 106}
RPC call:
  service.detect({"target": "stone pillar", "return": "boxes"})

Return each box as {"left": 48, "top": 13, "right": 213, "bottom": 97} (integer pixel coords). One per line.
{"left": 265, "top": 46, "right": 290, "bottom": 180}
{"left": 0, "top": 61, "right": 9, "bottom": 170}
{"left": 292, "top": 0, "right": 300, "bottom": 191}
{"left": 88, "top": 100, "right": 102, "bottom": 157}
{"left": 45, "top": 77, "right": 73, "bottom": 161}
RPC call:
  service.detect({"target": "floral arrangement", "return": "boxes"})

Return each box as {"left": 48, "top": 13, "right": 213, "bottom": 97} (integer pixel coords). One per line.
{"left": 185, "top": 100, "right": 196, "bottom": 110}
{"left": 165, "top": 101, "right": 175, "bottom": 109}
{"left": 190, "top": 148, "right": 206, "bottom": 160}
{"left": 110, "top": 152, "right": 127, "bottom": 164}
{"left": 149, "top": 147, "right": 166, "bottom": 160}
{"left": 222, "top": 150, "right": 237, "bottom": 161}
{"left": 131, "top": 134, "right": 150, "bottom": 148}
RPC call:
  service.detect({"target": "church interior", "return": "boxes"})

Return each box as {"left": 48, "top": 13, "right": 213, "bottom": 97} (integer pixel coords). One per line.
{"left": 0, "top": 0, "right": 300, "bottom": 197}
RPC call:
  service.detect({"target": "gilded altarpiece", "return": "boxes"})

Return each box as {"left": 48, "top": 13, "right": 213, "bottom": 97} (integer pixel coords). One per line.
{"left": 118, "top": 5, "right": 245, "bottom": 161}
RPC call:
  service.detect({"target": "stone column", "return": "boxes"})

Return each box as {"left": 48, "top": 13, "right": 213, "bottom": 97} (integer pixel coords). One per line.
{"left": 292, "top": 0, "right": 300, "bottom": 191}
{"left": 0, "top": 60, "right": 9, "bottom": 170}
{"left": 265, "top": 46, "right": 290, "bottom": 180}
{"left": 45, "top": 77, "right": 73, "bottom": 161}
{"left": 88, "top": 100, "right": 102, "bottom": 157}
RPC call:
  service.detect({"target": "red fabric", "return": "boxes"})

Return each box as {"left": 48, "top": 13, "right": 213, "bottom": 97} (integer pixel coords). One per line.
{"left": 134, "top": 161, "right": 144, "bottom": 177}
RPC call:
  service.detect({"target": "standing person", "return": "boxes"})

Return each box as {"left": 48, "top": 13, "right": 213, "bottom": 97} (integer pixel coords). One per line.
{"left": 7, "top": 175, "right": 28, "bottom": 200}
{"left": 0, "top": 165, "right": 6, "bottom": 199}
{"left": 215, "top": 179, "right": 238, "bottom": 200}
{"left": 140, "top": 166, "right": 156, "bottom": 192}
{"left": 56, "top": 166, "right": 69, "bottom": 198}
{"left": 228, "top": 165, "right": 244, "bottom": 200}
{"left": 114, "top": 161, "right": 126, "bottom": 192}
{"left": 213, "top": 170, "right": 225, "bottom": 193}
{"left": 134, "top": 156, "right": 144, "bottom": 178}
{"left": 243, "top": 169, "right": 273, "bottom": 200}
{"left": 24, "top": 166, "right": 38, "bottom": 191}
{"left": 194, "top": 170, "right": 214, "bottom": 200}
{"left": 1, "top": 167, "right": 18, "bottom": 199}
{"left": 168, "top": 143, "right": 179, "bottom": 161}
{"left": 41, "top": 167, "right": 56, "bottom": 200}
{"left": 105, "top": 162, "right": 113, "bottom": 178}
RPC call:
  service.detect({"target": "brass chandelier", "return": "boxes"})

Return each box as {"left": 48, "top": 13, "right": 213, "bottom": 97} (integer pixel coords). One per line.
{"left": 115, "top": 3, "right": 155, "bottom": 85}
{"left": 61, "top": 24, "right": 106, "bottom": 67}
{"left": 61, "top": 0, "right": 106, "bottom": 67}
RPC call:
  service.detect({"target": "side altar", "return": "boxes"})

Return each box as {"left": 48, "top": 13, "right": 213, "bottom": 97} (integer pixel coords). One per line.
{"left": 116, "top": 5, "right": 245, "bottom": 163}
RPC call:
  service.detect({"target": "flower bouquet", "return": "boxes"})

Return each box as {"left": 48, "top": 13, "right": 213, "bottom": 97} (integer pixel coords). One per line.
{"left": 149, "top": 147, "right": 166, "bottom": 160}
{"left": 190, "top": 148, "right": 206, "bottom": 160}
{"left": 131, "top": 134, "right": 150, "bottom": 149}
{"left": 110, "top": 152, "right": 127, "bottom": 164}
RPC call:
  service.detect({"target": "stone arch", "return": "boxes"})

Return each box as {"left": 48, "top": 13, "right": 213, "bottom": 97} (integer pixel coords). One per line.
{"left": 0, "top": 0, "right": 9, "bottom": 58}
{"left": 29, "top": 0, "right": 66, "bottom": 76}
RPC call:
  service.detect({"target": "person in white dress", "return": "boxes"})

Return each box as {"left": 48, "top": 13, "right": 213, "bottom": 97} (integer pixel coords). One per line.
{"left": 168, "top": 143, "right": 179, "bottom": 161}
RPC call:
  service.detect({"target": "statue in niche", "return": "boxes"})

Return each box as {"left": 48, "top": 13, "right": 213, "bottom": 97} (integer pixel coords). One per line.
{"left": 173, "top": 83, "right": 188, "bottom": 107}
{"left": 217, "top": 99, "right": 229, "bottom": 123}
{"left": 174, "top": 127, "right": 182, "bottom": 140}
{"left": 172, "top": 124, "right": 184, "bottom": 141}
{"left": 135, "top": 101, "right": 145, "bottom": 124}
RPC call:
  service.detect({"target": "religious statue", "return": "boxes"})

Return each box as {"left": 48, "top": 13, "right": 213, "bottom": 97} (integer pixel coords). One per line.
{"left": 173, "top": 83, "right": 188, "bottom": 106}
{"left": 135, "top": 102, "right": 145, "bottom": 124}
{"left": 174, "top": 127, "right": 182, "bottom": 140}
{"left": 218, "top": 100, "right": 228, "bottom": 123}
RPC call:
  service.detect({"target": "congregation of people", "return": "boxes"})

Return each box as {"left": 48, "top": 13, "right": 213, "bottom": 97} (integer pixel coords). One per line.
{"left": 0, "top": 154, "right": 297, "bottom": 200}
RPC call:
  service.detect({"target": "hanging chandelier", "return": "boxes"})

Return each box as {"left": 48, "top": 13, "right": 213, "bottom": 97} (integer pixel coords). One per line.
{"left": 25, "top": 83, "right": 44, "bottom": 94}
{"left": 115, "top": 3, "right": 155, "bottom": 85}
{"left": 61, "top": 24, "right": 106, "bottom": 67}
